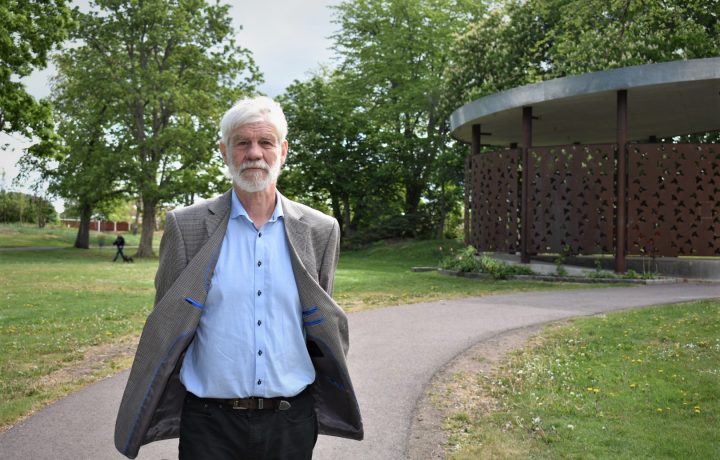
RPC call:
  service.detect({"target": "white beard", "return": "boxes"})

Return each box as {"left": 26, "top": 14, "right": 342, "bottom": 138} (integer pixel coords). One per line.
{"left": 227, "top": 157, "right": 282, "bottom": 193}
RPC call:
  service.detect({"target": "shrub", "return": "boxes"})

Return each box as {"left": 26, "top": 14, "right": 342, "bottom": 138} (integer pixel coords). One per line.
{"left": 440, "top": 246, "right": 535, "bottom": 279}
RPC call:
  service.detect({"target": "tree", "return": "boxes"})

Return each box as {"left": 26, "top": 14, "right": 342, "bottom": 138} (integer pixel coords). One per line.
{"left": 19, "top": 43, "right": 127, "bottom": 248}
{"left": 66, "top": 0, "right": 260, "bottom": 256}
{"left": 446, "top": 0, "right": 720, "bottom": 110}
{"left": 0, "top": 191, "right": 56, "bottom": 225}
{"left": 0, "top": 0, "right": 73, "bottom": 139}
{"left": 281, "top": 69, "right": 399, "bottom": 238}
{"left": 331, "top": 0, "right": 480, "bottom": 221}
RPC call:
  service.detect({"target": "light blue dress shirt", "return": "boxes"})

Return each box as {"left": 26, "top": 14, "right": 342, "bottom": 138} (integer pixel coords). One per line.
{"left": 180, "top": 191, "right": 315, "bottom": 398}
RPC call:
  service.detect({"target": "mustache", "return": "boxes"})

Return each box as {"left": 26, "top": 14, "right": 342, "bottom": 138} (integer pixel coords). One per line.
{"left": 239, "top": 160, "right": 270, "bottom": 172}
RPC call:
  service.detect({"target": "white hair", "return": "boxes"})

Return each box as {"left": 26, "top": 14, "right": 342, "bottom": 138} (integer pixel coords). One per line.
{"left": 220, "top": 96, "right": 288, "bottom": 146}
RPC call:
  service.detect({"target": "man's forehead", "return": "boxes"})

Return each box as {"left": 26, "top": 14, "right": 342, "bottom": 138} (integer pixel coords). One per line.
{"left": 230, "top": 121, "right": 280, "bottom": 139}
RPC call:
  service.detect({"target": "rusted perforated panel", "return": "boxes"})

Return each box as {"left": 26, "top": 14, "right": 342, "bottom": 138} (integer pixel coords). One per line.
{"left": 526, "top": 144, "right": 616, "bottom": 254}
{"left": 465, "top": 150, "right": 521, "bottom": 252}
{"left": 628, "top": 144, "right": 720, "bottom": 256}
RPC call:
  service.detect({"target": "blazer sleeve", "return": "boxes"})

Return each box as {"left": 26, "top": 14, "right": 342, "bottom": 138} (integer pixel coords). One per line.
{"left": 154, "top": 211, "right": 188, "bottom": 306}
{"left": 318, "top": 219, "right": 341, "bottom": 296}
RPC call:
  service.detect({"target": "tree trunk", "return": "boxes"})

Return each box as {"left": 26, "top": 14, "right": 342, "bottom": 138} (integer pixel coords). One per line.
{"left": 435, "top": 207, "right": 447, "bottom": 240}
{"left": 330, "top": 195, "right": 343, "bottom": 236}
{"left": 137, "top": 198, "right": 156, "bottom": 257}
{"left": 133, "top": 198, "right": 141, "bottom": 235}
{"left": 342, "top": 194, "right": 351, "bottom": 238}
{"left": 74, "top": 202, "right": 92, "bottom": 249}
{"left": 404, "top": 181, "right": 423, "bottom": 216}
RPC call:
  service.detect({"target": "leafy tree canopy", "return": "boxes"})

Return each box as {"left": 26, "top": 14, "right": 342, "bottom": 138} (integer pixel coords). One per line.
{"left": 446, "top": 0, "right": 720, "bottom": 108}
{"left": 0, "top": 0, "right": 73, "bottom": 137}
{"left": 22, "top": 0, "right": 262, "bottom": 255}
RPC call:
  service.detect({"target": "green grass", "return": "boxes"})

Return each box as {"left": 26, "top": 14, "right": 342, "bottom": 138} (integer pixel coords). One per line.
{"left": 447, "top": 300, "right": 720, "bottom": 459}
{"left": 0, "top": 248, "right": 158, "bottom": 428}
{"left": 0, "top": 223, "right": 145, "bottom": 248}
{"left": 334, "top": 239, "right": 593, "bottom": 312}
{"left": 0, "top": 234, "right": 598, "bottom": 430}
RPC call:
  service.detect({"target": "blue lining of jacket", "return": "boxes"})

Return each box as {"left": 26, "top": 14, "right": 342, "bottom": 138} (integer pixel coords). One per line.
{"left": 123, "top": 331, "right": 192, "bottom": 454}
{"left": 302, "top": 307, "right": 318, "bottom": 316}
{"left": 304, "top": 318, "right": 324, "bottom": 327}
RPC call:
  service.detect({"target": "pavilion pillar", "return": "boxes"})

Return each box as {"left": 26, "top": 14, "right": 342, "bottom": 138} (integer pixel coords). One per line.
{"left": 615, "top": 90, "right": 628, "bottom": 273}
{"left": 521, "top": 107, "right": 532, "bottom": 263}
{"left": 465, "top": 124, "right": 482, "bottom": 246}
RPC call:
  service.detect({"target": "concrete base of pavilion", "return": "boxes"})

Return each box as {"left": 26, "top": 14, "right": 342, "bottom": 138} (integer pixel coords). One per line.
{"left": 490, "top": 253, "right": 720, "bottom": 281}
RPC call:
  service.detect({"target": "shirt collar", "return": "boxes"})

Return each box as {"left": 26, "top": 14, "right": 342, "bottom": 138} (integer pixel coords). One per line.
{"left": 230, "top": 189, "right": 284, "bottom": 223}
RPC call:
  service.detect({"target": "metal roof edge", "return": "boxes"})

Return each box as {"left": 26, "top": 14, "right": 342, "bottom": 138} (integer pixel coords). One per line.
{"left": 449, "top": 57, "right": 720, "bottom": 135}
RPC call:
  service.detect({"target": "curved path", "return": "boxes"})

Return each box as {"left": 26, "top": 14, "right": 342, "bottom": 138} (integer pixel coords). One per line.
{"left": 1, "top": 284, "right": 718, "bottom": 459}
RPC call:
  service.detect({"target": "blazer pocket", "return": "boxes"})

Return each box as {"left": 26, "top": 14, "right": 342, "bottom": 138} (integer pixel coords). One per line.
{"left": 184, "top": 297, "right": 205, "bottom": 310}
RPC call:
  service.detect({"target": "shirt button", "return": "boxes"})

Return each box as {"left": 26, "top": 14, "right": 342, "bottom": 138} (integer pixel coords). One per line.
{"left": 257, "top": 261, "right": 262, "bottom": 267}
{"left": 257, "top": 320, "right": 262, "bottom": 326}
{"left": 258, "top": 350, "right": 263, "bottom": 356}
{"left": 257, "top": 290, "right": 262, "bottom": 296}
{"left": 257, "top": 379, "right": 262, "bottom": 385}
{"left": 258, "top": 232, "right": 262, "bottom": 237}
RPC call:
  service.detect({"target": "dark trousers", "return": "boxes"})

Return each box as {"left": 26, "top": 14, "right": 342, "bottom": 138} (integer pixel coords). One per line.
{"left": 179, "top": 391, "right": 318, "bottom": 460}
{"left": 113, "top": 247, "right": 125, "bottom": 262}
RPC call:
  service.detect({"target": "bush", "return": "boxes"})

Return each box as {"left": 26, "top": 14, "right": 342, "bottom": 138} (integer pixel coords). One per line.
{"left": 440, "top": 246, "right": 535, "bottom": 280}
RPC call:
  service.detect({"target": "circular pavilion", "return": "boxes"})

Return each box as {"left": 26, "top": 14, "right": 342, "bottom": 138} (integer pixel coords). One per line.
{"left": 449, "top": 57, "right": 720, "bottom": 273}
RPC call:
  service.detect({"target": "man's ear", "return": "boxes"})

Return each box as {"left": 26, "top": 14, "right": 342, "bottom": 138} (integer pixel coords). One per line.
{"left": 219, "top": 142, "right": 228, "bottom": 164}
{"left": 280, "top": 139, "right": 288, "bottom": 166}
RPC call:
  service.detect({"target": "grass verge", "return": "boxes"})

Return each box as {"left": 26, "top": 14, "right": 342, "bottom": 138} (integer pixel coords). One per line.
{"left": 0, "top": 236, "right": 601, "bottom": 430}
{"left": 443, "top": 299, "right": 720, "bottom": 459}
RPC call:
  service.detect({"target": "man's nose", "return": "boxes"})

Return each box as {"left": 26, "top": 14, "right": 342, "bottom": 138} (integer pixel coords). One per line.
{"left": 245, "top": 142, "right": 264, "bottom": 159}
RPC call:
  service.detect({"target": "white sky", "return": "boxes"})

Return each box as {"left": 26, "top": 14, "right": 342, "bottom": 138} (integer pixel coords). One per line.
{"left": 0, "top": 0, "right": 343, "bottom": 205}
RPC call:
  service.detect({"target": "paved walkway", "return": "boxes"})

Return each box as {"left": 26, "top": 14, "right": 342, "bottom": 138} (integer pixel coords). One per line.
{"left": 1, "top": 284, "right": 718, "bottom": 459}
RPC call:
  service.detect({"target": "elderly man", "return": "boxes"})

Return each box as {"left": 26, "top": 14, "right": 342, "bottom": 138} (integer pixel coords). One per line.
{"left": 115, "top": 96, "right": 363, "bottom": 459}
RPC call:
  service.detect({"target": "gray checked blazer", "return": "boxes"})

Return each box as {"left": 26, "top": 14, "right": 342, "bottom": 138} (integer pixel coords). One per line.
{"left": 114, "top": 190, "right": 363, "bottom": 459}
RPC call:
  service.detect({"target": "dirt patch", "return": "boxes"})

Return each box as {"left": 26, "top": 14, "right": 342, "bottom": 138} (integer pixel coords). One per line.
{"left": 37, "top": 335, "right": 138, "bottom": 388}
{"left": 406, "top": 325, "right": 544, "bottom": 459}
{"left": 1, "top": 335, "right": 138, "bottom": 433}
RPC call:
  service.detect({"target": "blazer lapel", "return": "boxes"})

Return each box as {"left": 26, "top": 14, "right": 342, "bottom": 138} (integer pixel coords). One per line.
{"left": 205, "top": 190, "right": 232, "bottom": 240}
{"left": 281, "top": 195, "right": 311, "bottom": 274}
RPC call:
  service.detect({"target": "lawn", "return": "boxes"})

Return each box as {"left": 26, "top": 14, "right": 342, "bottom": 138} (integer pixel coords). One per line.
{"left": 0, "top": 248, "right": 157, "bottom": 429}
{"left": 445, "top": 299, "right": 720, "bottom": 459}
{"left": 0, "top": 232, "right": 592, "bottom": 430}
{"left": 0, "top": 223, "right": 146, "bottom": 249}
{"left": 334, "top": 239, "right": 585, "bottom": 312}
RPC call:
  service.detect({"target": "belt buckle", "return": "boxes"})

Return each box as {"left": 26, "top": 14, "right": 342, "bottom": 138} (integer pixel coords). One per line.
{"left": 257, "top": 398, "right": 264, "bottom": 410}
{"left": 232, "top": 399, "right": 247, "bottom": 410}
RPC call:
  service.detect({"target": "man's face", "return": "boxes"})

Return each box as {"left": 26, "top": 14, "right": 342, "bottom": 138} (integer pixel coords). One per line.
{"left": 220, "top": 121, "right": 288, "bottom": 193}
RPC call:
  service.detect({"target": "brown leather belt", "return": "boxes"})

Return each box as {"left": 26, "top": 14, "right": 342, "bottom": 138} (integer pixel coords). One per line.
{"left": 187, "top": 389, "right": 308, "bottom": 411}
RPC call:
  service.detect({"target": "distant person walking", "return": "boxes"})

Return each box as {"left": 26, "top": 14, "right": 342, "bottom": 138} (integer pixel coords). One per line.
{"left": 112, "top": 234, "right": 126, "bottom": 262}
